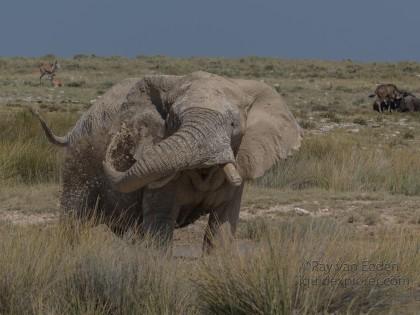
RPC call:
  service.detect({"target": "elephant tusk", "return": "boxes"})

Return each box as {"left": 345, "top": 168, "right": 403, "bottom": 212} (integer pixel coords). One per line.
{"left": 223, "top": 163, "right": 242, "bottom": 186}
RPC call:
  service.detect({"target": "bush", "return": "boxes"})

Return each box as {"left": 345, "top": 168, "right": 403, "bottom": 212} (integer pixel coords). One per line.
{"left": 196, "top": 218, "right": 420, "bottom": 314}
{"left": 0, "top": 110, "right": 77, "bottom": 185}
{"left": 299, "top": 119, "right": 316, "bottom": 129}
{"left": 1, "top": 217, "right": 419, "bottom": 314}
{"left": 67, "top": 80, "right": 86, "bottom": 88}
{"left": 257, "top": 134, "right": 420, "bottom": 195}
{"left": 353, "top": 117, "right": 367, "bottom": 125}
{"left": 320, "top": 111, "right": 340, "bottom": 123}
{"left": 403, "top": 131, "right": 415, "bottom": 139}
{"left": 0, "top": 222, "right": 194, "bottom": 315}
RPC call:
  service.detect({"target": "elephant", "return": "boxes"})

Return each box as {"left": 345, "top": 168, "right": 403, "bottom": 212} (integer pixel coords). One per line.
{"left": 31, "top": 71, "right": 302, "bottom": 250}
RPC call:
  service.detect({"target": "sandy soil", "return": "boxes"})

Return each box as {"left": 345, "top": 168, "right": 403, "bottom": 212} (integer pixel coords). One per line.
{"left": 2, "top": 184, "right": 420, "bottom": 245}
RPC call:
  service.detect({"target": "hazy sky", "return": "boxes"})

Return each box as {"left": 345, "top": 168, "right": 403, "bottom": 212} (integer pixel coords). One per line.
{"left": 1, "top": 0, "right": 419, "bottom": 61}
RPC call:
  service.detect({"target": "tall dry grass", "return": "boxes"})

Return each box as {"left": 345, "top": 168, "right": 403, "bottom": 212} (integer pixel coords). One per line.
{"left": 258, "top": 133, "right": 420, "bottom": 195}
{"left": 0, "top": 221, "right": 195, "bottom": 315}
{"left": 1, "top": 218, "right": 419, "bottom": 314}
{"left": 0, "top": 109, "right": 77, "bottom": 184}
{"left": 196, "top": 218, "right": 420, "bottom": 314}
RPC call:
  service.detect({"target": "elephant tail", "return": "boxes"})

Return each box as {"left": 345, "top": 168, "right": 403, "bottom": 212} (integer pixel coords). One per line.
{"left": 29, "top": 107, "right": 69, "bottom": 147}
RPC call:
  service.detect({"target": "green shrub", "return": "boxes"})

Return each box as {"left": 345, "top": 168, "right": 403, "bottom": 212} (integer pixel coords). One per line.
{"left": 67, "top": 80, "right": 86, "bottom": 88}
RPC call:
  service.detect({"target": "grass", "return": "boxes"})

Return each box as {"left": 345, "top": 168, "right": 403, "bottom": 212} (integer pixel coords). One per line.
{"left": 0, "top": 221, "right": 195, "bottom": 315}
{"left": 0, "top": 109, "right": 77, "bottom": 184}
{"left": 0, "top": 218, "right": 419, "bottom": 314}
{"left": 258, "top": 133, "right": 420, "bottom": 195}
{"left": 352, "top": 117, "right": 367, "bottom": 125}
{"left": 197, "top": 218, "right": 420, "bottom": 314}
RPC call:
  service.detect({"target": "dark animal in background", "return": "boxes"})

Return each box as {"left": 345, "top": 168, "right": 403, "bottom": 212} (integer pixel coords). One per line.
{"left": 372, "top": 98, "right": 399, "bottom": 113}
{"left": 398, "top": 95, "right": 420, "bottom": 112}
{"left": 369, "top": 84, "right": 411, "bottom": 112}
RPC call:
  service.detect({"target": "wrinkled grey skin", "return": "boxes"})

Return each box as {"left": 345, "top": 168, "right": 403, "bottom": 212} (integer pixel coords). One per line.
{"left": 32, "top": 71, "right": 302, "bottom": 250}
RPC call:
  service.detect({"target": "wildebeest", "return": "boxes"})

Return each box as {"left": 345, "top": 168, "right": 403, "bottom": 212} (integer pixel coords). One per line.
{"left": 371, "top": 99, "right": 398, "bottom": 112}
{"left": 372, "top": 101, "right": 383, "bottom": 112}
{"left": 398, "top": 95, "right": 420, "bottom": 112}
{"left": 369, "top": 84, "right": 411, "bottom": 112}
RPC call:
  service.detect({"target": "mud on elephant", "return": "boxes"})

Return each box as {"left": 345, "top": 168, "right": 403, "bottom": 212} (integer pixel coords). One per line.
{"left": 31, "top": 71, "right": 302, "bottom": 250}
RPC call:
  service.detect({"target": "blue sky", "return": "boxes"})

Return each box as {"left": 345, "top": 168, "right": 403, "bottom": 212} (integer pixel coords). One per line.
{"left": 1, "top": 0, "right": 419, "bottom": 61}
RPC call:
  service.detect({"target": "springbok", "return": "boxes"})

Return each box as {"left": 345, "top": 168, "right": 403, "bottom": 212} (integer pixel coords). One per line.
{"left": 39, "top": 60, "right": 59, "bottom": 85}
{"left": 51, "top": 77, "right": 63, "bottom": 88}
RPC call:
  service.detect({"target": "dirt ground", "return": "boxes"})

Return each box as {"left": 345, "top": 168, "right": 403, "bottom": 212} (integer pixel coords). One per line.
{"left": 2, "top": 183, "right": 420, "bottom": 258}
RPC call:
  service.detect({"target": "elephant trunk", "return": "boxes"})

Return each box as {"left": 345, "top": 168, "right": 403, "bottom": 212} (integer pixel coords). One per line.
{"left": 104, "top": 107, "right": 241, "bottom": 193}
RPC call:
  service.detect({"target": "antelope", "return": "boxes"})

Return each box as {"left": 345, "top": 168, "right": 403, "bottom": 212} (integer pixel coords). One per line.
{"left": 39, "top": 60, "right": 59, "bottom": 85}
{"left": 51, "top": 77, "right": 63, "bottom": 88}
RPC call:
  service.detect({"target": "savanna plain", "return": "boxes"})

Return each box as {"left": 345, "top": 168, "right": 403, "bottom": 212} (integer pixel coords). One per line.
{"left": 2, "top": 56, "right": 420, "bottom": 314}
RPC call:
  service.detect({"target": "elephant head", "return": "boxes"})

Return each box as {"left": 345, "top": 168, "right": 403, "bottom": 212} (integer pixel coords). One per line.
{"left": 102, "top": 72, "right": 302, "bottom": 192}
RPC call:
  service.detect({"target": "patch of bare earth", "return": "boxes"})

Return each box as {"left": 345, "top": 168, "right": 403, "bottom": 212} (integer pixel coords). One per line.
{"left": 0, "top": 184, "right": 59, "bottom": 225}
{"left": 242, "top": 186, "right": 420, "bottom": 232}
{"left": 0, "top": 211, "right": 57, "bottom": 225}
{"left": 2, "top": 184, "right": 420, "bottom": 244}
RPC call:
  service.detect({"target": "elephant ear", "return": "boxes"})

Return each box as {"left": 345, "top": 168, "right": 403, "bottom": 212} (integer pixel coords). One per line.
{"left": 235, "top": 80, "right": 303, "bottom": 179}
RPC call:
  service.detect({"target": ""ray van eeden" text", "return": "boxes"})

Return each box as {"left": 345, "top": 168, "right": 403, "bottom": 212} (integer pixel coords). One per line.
{"left": 301, "top": 260, "right": 399, "bottom": 273}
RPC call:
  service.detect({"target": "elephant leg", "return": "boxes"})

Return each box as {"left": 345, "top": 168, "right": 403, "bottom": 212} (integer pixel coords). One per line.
{"left": 203, "top": 184, "right": 244, "bottom": 253}
{"left": 142, "top": 181, "right": 179, "bottom": 246}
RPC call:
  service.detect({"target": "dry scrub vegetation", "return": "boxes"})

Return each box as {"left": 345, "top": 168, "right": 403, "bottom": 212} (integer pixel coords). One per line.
{"left": 1, "top": 218, "right": 420, "bottom": 314}
{"left": 259, "top": 134, "right": 420, "bottom": 195}
{"left": 2, "top": 56, "right": 420, "bottom": 313}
